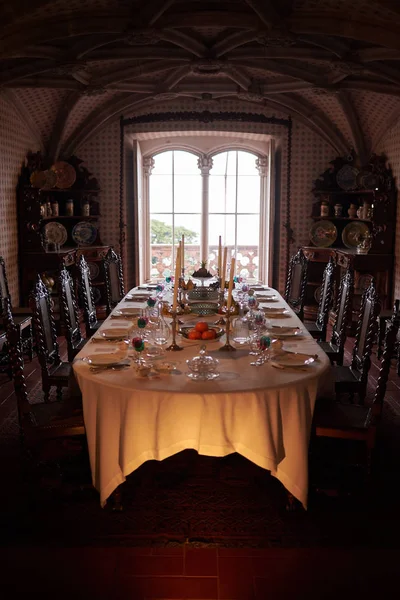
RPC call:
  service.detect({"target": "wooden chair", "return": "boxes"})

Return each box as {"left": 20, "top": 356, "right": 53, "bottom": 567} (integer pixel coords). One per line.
{"left": 318, "top": 268, "right": 354, "bottom": 365}
{"left": 76, "top": 254, "right": 103, "bottom": 338}
{"left": 4, "top": 302, "right": 84, "bottom": 448}
{"left": 102, "top": 248, "right": 125, "bottom": 315}
{"left": 333, "top": 279, "right": 381, "bottom": 404}
{"left": 59, "top": 267, "right": 88, "bottom": 362}
{"left": 314, "top": 303, "right": 400, "bottom": 475}
{"left": 29, "top": 275, "right": 72, "bottom": 402}
{"left": 305, "top": 257, "right": 335, "bottom": 341}
{"left": 0, "top": 255, "right": 33, "bottom": 366}
{"left": 284, "top": 249, "right": 308, "bottom": 321}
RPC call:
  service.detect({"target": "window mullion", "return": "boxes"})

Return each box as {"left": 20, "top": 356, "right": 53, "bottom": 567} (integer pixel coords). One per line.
{"left": 198, "top": 154, "right": 213, "bottom": 264}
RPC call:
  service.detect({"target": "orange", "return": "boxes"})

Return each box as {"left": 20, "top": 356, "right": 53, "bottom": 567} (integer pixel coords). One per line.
{"left": 195, "top": 321, "right": 209, "bottom": 333}
{"left": 201, "top": 329, "right": 216, "bottom": 340}
{"left": 188, "top": 329, "right": 202, "bottom": 340}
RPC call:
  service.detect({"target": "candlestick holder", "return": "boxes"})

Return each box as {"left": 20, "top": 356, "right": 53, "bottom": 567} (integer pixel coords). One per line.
{"left": 214, "top": 279, "right": 226, "bottom": 325}
{"left": 166, "top": 309, "right": 183, "bottom": 351}
{"left": 219, "top": 310, "right": 236, "bottom": 352}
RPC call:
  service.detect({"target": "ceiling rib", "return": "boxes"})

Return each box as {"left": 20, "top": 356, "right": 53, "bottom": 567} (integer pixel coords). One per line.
{"left": 337, "top": 90, "right": 368, "bottom": 163}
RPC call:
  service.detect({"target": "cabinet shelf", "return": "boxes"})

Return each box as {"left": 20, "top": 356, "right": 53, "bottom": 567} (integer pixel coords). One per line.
{"left": 42, "top": 215, "right": 100, "bottom": 220}
{"left": 311, "top": 216, "right": 372, "bottom": 222}
{"left": 25, "top": 186, "right": 100, "bottom": 193}
{"left": 313, "top": 189, "right": 376, "bottom": 195}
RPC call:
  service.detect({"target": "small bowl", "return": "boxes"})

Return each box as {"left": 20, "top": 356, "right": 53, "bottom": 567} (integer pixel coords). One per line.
{"left": 180, "top": 326, "right": 224, "bottom": 341}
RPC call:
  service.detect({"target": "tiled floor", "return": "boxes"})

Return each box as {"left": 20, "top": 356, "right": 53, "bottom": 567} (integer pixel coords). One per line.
{"left": 1, "top": 334, "right": 400, "bottom": 599}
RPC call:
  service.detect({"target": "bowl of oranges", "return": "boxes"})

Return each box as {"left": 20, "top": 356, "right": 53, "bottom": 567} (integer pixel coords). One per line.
{"left": 180, "top": 322, "right": 224, "bottom": 341}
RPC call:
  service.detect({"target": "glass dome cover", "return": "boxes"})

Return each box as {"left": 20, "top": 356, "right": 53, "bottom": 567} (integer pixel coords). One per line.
{"left": 186, "top": 345, "right": 220, "bottom": 380}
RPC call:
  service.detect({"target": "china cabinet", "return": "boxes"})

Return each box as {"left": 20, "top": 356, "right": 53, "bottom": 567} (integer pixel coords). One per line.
{"left": 17, "top": 152, "right": 111, "bottom": 323}
{"left": 301, "top": 153, "right": 396, "bottom": 326}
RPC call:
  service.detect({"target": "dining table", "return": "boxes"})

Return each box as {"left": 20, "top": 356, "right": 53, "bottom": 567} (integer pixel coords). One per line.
{"left": 73, "top": 285, "right": 332, "bottom": 510}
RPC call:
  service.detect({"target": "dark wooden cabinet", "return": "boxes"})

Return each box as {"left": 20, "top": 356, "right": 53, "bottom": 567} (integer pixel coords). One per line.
{"left": 17, "top": 152, "right": 111, "bottom": 323}
{"left": 301, "top": 153, "right": 396, "bottom": 326}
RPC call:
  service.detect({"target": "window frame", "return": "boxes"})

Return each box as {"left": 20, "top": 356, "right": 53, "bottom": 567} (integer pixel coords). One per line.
{"left": 140, "top": 144, "right": 273, "bottom": 283}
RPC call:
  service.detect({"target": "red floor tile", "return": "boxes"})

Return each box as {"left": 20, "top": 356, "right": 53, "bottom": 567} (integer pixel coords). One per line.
{"left": 218, "top": 557, "right": 255, "bottom": 600}
{"left": 116, "top": 554, "right": 184, "bottom": 576}
{"left": 185, "top": 548, "right": 218, "bottom": 576}
{"left": 114, "top": 575, "right": 218, "bottom": 600}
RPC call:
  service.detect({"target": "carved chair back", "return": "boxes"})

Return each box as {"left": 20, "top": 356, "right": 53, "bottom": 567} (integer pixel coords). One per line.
{"left": 330, "top": 268, "right": 354, "bottom": 353}
{"left": 77, "top": 255, "right": 98, "bottom": 334}
{"left": 29, "top": 275, "right": 61, "bottom": 374}
{"left": 371, "top": 304, "right": 400, "bottom": 420}
{"left": 4, "top": 300, "right": 32, "bottom": 427}
{"left": 59, "top": 267, "right": 84, "bottom": 359}
{"left": 350, "top": 279, "right": 381, "bottom": 383}
{"left": 102, "top": 248, "right": 125, "bottom": 314}
{"left": 0, "top": 256, "right": 12, "bottom": 315}
{"left": 284, "top": 249, "right": 308, "bottom": 320}
{"left": 315, "top": 257, "right": 335, "bottom": 337}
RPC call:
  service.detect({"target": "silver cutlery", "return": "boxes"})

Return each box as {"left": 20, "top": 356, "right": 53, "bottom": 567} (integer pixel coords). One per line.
{"left": 89, "top": 363, "right": 131, "bottom": 373}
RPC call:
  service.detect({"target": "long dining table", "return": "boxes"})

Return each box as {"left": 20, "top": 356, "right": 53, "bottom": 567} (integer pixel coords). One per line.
{"left": 73, "top": 285, "right": 331, "bottom": 510}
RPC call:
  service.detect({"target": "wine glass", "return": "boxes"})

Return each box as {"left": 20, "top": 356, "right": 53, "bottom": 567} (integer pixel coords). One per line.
{"left": 132, "top": 335, "right": 146, "bottom": 365}
{"left": 250, "top": 335, "right": 271, "bottom": 366}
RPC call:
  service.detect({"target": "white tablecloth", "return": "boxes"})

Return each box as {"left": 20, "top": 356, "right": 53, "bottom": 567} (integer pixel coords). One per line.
{"left": 73, "top": 288, "right": 331, "bottom": 509}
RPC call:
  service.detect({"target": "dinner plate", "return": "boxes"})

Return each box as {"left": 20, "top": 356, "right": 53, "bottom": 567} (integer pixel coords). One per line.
{"left": 99, "top": 328, "right": 132, "bottom": 340}
{"left": 255, "top": 295, "right": 278, "bottom": 302}
{"left": 272, "top": 352, "right": 317, "bottom": 367}
{"left": 125, "top": 294, "right": 150, "bottom": 301}
{"left": 72, "top": 221, "right": 97, "bottom": 246}
{"left": 43, "top": 221, "right": 68, "bottom": 246}
{"left": 262, "top": 306, "right": 289, "bottom": 315}
{"left": 113, "top": 308, "right": 142, "bottom": 317}
{"left": 82, "top": 349, "right": 128, "bottom": 366}
{"left": 266, "top": 326, "right": 302, "bottom": 338}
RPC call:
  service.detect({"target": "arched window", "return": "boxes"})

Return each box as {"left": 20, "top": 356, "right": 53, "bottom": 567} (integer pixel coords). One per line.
{"left": 142, "top": 147, "right": 270, "bottom": 282}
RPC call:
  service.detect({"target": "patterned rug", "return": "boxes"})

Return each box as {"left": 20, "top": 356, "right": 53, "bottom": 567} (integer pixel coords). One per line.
{"left": 1, "top": 380, "right": 400, "bottom": 549}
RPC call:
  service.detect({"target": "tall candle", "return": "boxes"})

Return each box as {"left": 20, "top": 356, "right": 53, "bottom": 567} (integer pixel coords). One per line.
{"left": 218, "top": 235, "right": 222, "bottom": 276}
{"left": 226, "top": 257, "right": 235, "bottom": 311}
{"left": 172, "top": 244, "right": 181, "bottom": 310}
{"left": 221, "top": 246, "right": 227, "bottom": 287}
{"left": 181, "top": 234, "right": 184, "bottom": 272}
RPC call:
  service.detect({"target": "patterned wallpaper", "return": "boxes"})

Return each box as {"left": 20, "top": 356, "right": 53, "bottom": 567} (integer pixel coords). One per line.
{"left": 14, "top": 88, "right": 67, "bottom": 146}
{"left": 78, "top": 100, "right": 333, "bottom": 293}
{"left": 0, "top": 94, "right": 37, "bottom": 305}
{"left": 376, "top": 123, "right": 400, "bottom": 299}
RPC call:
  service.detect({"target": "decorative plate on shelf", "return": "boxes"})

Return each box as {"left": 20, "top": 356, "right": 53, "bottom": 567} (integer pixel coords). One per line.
{"left": 92, "top": 286, "right": 102, "bottom": 305}
{"left": 51, "top": 161, "right": 76, "bottom": 189}
{"left": 342, "top": 221, "right": 370, "bottom": 249}
{"left": 336, "top": 165, "right": 359, "bottom": 190}
{"left": 87, "top": 261, "right": 100, "bottom": 280}
{"left": 72, "top": 221, "right": 97, "bottom": 246}
{"left": 357, "top": 170, "right": 378, "bottom": 190}
{"left": 43, "top": 221, "right": 68, "bottom": 247}
{"left": 309, "top": 220, "right": 337, "bottom": 247}
{"left": 30, "top": 169, "right": 57, "bottom": 189}
{"left": 356, "top": 273, "right": 374, "bottom": 294}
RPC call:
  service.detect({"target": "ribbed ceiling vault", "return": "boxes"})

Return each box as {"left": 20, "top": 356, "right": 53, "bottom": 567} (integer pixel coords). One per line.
{"left": 2, "top": 0, "right": 400, "bottom": 158}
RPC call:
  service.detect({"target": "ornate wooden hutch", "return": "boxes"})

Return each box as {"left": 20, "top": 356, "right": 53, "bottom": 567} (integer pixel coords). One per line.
{"left": 301, "top": 153, "right": 396, "bottom": 327}
{"left": 17, "top": 152, "right": 111, "bottom": 324}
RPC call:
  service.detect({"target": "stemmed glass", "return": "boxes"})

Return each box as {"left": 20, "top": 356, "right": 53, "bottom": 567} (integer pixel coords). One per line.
{"left": 250, "top": 335, "right": 271, "bottom": 366}
{"left": 132, "top": 335, "right": 146, "bottom": 365}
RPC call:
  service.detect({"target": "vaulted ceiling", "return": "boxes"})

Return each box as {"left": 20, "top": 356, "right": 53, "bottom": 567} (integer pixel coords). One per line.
{"left": 3, "top": 0, "right": 400, "bottom": 159}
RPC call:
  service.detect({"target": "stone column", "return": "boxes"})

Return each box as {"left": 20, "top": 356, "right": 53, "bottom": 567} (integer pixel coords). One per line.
{"left": 197, "top": 154, "right": 213, "bottom": 265}
{"left": 256, "top": 156, "right": 268, "bottom": 283}
{"left": 142, "top": 157, "right": 155, "bottom": 280}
